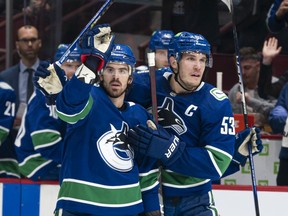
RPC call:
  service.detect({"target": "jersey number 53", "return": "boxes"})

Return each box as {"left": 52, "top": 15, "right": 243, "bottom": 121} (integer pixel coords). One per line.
{"left": 220, "top": 116, "right": 235, "bottom": 135}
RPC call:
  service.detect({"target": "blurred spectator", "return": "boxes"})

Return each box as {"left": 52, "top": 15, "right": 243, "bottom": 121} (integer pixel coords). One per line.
{"left": 0, "top": 81, "right": 20, "bottom": 178}
{"left": 266, "top": 0, "right": 288, "bottom": 53}
{"left": 235, "top": 0, "right": 274, "bottom": 50}
{"left": 22, "top": 0, "right": 55, "bottom": 59}
{"left": 258, "top": 37, "right": 288, "bottom": 100}
{"left": 161, "top": 0, "right": 219, "bottom": 50}
{"left": 22, "top": 0, "right": 52, "bottom": 16}
{"left": 269, "top": 83, "right": 288, "bottom": 185}
{"left": 228, "top": 46, "right": 276, "bottom": 131}
{"left": 266, "top": 0, "right": 288, "bottom": 33}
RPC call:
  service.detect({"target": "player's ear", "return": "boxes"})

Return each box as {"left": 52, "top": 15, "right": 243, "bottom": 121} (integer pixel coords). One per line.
{"left": 170, "top": 56, "right": 177, "bottom": 68}
{"left": 128, "top": 76, "right": 133, "bottom": 84}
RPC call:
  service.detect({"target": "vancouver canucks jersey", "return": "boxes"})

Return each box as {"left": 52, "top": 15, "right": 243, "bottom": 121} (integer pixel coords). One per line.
{"left": 55, "top": 76, "right": 160, "bottom": 215}
{"left": 127, "top": 68, "right": 235, "bottom": 197}
{"left": 15, "top": 89, "right": 65, "bottom": 181}
{"left": 0, "top": 81, "right": 20, "bottom": 178}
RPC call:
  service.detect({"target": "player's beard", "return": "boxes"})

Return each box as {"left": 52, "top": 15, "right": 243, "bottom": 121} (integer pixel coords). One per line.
{"left": 102, "top": 79, "right": 128, "bottom": 99}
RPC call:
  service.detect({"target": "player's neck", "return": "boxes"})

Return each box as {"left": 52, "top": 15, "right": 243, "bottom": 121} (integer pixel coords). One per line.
{"left": 109, "top": 95, "right": 125, "bottom": 109}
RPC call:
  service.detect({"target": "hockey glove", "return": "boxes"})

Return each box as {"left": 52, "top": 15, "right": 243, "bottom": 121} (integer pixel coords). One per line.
{"left": 78, "top": 23, "right": 115, "bottom": 84}
{"left": 233, "top": 127, "right": 263, "bottom": 166}
{"left": 128, "top": 120, "right": 186, "bottom": 166}
{"left": 34, "top": 61, "right": 66, "bottom": 105}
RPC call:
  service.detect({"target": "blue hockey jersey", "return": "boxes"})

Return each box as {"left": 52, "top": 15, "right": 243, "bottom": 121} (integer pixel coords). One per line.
{"left": 0, "top": 81, "right": 20, "bottom": 178}
{"left": 55, "top": 76, "right": 160, "bottom": 215}
{"left": 15, "top": 89, "right": 65, "bottom": 181}
{"left": 126, "top": 68, "right": 235, "bottom": 197}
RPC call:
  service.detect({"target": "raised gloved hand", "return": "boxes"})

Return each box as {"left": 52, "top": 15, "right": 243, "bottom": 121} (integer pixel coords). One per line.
{"left": 33, "top": 61, "right": 66, "bottom": 105}
{"left": 233, "top": 127, "right": 263, "bottom": 166}
{"left": 77, "top": 23, "right": 115, "bottom": 84}
{"left": 128, "top": 120, "right": 186, "bottom": 166}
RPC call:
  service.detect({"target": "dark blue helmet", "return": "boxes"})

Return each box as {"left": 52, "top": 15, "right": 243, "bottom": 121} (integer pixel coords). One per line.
{"left": 53, "top": 44, "right": 81, "bottom": 62}
{"left": 149, "top": 30, "right": 174, "bottom": 51}
{"left": 108, "top": 44, "right": 136, "bottom": 75}
{"left": 169, "top": 32, "right": 212, "bottom": 67}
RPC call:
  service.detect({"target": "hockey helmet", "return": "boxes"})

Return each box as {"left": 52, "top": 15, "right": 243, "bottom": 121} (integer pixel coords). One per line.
{"left": 169, "top": 32, "right": 212, "bottom": 68}
{"left": 149, "top": 30, "right": 174, "bottom": 51}
{"left": 108, "top": 44, "right": 136, "bottom": 75}
{"left": 53, "top": 44, "right": 81, "bottom": 63}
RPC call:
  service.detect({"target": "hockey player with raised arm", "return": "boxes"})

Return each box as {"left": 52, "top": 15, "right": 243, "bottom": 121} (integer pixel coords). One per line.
{"left": 126, "top": 32, "right": 263, "bottom": 216}
{"left": 14, "top": 44, "right": 81, "bottom": 181}
{"left": 34, "top": 24, "right": 160, "bottom": 216}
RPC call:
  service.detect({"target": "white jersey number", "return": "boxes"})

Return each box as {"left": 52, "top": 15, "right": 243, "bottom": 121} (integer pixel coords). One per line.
{"left": 4, "top": 101, "right": 15, "bottom": 117}
{"left": 220, "top": 116, "right": 235, "bottom": 135}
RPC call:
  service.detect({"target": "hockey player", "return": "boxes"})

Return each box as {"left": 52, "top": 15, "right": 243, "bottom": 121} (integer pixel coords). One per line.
{"left": 0, "top": 81, "right": 20, "bottom": 178}
{"left": 136, "top": 30, "right": 174, "bottom": 73}
{"left": 14, "top": 44, "right": 81, "bottom": 181}
{"left": 34, "top": 24, "right": 160, "bottom": 215}
{"left": 149, "top": 30, "right": 174, "bottom": 69}
{"left": 126, "top": 32, "right": 263, "bottom": 215}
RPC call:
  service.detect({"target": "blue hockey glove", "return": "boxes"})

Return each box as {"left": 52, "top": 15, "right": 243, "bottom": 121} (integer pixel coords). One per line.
{"left": 233, "top": 127, "right": 263, "bottom": 166}
{"left": 33, "top": 61, "right": 66, "bottom": 105}
{"left": 77, "top": 24, "right": 115, "bottom": 84}
{"left": 128, "top": 120, "right": 186, "bottom": 166}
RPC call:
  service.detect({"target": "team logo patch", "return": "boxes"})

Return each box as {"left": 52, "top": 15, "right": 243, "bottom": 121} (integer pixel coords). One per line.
{"left": 210, "top": 88, "right": 227, "bottom": 101}
{"left": 97, "top": 122, "right": 134, "bottom": 172}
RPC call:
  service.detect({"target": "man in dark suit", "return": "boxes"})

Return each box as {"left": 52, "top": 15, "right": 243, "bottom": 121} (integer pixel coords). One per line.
{"left": 0, "top": 25, "right": 42, "bottom": 178}
{"left": 0, "top": 25, "right": 42, "bottom": 128}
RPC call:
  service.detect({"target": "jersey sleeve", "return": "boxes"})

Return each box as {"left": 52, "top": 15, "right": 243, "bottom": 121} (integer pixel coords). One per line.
{"left": 56, "top": 75, "right": 93, "bottom": 124}
{"left": 29, "top": 90, "right": 65, "bottom": 163}
{"left": 138, "top": 157, "right": 160, "bottom": 212}
{"left": 126, "top": 72, "right": 152, "bottom": 108}
{"left": 166, "top": 96, "right": 235, "bottom": 180}
{"left": 129, "top": 104, "right": 160, "bottom": 212}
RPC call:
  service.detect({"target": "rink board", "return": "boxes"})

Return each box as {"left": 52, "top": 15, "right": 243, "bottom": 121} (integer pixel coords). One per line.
{"left": 0, "top": 179, "right": 287, "bottom": 216}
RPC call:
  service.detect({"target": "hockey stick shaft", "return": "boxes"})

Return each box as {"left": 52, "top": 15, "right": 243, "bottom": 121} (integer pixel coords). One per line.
{"left": 231, "top": 4, "right": 260, "bottom": 216}
{"left": 56, "top": 0, "right": 114, "bottom": 66}
{"left": 147, "top": 52, "right": 158, "bottom": 123}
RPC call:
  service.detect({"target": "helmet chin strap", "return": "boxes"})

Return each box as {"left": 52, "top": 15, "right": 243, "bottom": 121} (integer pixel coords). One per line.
{"left": 174, "top": 71, "right": 194, "bottom": 92}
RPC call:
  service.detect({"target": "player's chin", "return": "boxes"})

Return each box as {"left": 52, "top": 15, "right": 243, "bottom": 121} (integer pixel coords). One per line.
{"left": 107, "top": 88, "right": 125, "bottom": 98}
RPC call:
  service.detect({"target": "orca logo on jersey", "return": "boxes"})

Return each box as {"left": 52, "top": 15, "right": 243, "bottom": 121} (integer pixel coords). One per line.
{"left": 158, "top": 97, "right": 187, "bottom": 135}
{"left": 97, "top": 122, "right": 134, "bottom": 172}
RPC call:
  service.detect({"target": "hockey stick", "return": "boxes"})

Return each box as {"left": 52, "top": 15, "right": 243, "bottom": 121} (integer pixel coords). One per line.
{"left": 147, "top": 52, "right": 158, "bottom": 122}
{"left": 56, "top": 0, "right": 114, "bottom": 66}
{"left": 147, "top": 52, "right": 165, "bottom": 215}
{"left": 224, "top": 1, "right": 260, "bottom": 215}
